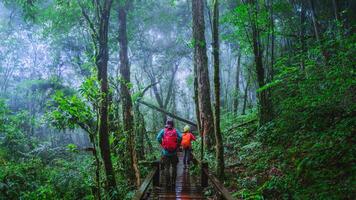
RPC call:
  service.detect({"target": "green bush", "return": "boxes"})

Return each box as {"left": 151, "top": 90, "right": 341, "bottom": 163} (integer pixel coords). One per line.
{"left": 224, "top": 34, "right": 355, "bottom": 199}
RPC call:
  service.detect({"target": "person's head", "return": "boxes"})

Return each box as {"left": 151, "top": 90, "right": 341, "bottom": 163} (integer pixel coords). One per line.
{"left": 183, "top": 125, "right": 190, "bottom": 133}
{"left": 166, "top": 118, "right": 174, "bottom": 129}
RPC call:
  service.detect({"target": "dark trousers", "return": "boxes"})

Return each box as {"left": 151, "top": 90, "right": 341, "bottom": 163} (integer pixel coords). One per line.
{"left": 183, "top": 148, "right": 191, "bottom": 164}
{"left": 162, "top": 154, "right": 178, "bottom": 186}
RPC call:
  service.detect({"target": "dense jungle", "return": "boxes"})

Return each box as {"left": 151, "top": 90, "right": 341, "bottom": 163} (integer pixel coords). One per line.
{"left": 0, "top": 0, "right": 355, "bottom": 199}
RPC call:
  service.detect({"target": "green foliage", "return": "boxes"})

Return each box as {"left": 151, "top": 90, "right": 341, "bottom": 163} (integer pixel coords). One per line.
{"left": 3, "top": 0, "right": 40, "bottom": 21}
{"left": 46, "top": 75, "right": 101, "bottom": 135}
{"left": 222, "top": 1, "right": 271, "bottom": 53}
{"left": 0, "top": 157, "right": 95, "bottom": 200}
{"left": 0, "top": 100, "right": 94, "bottom": 199}
{"left": 264, "top": 33, "right": 355, "bottom": 199}
{"left": 66, "top": 143, "right": 78, "bottom": 153}
{"left": 47, "top": 91, "right": 95, "bottom": 132}
{"left": 0, "top": 99, "right": 36, "bottom": 160}
{"left": 223, "top": 32, "right": 356, "bottom": 199}
{"left": 39, "top": 0, "right": 82, "bottom": 33}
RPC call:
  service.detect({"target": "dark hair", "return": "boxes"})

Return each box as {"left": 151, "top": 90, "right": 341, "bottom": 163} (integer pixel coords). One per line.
{"left": 166, "top": 118, "right": 174, "bottom": 128}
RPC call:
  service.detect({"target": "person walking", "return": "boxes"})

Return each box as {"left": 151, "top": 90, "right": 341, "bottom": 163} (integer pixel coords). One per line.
{"left": 181, "top": 125, "right": 196, "bottom": 167}
{"left": 156, "top": 119, "right": 182, "bottom": 188}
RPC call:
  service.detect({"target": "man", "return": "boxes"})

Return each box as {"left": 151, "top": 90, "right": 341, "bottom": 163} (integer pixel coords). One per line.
{"left": 156, "top": 119, "right": 182, "bottom": 188}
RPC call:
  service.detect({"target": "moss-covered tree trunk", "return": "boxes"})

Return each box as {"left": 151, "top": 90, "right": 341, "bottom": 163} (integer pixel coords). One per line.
{"left": 249, "top": 0, "right": 273, "bottom": 124}
{"left": 233, "top": 52, "right": 241, "bottom": 114}
{"left": 192, "top": 0, "right": 214, "bottom": 150}
{"left": 242, "top": 70, "right": 250, "bottom": 115}
{"left": 118, "top": 2, "right": 141, "bottom": 187}
{"left": 134, "top": 104, "right": 146, "bottom": 160}
{"left": 95, "top": 0, "right": 117, "bottom": 193}
{"left": 212, "top": 0, "right": 225, "bottom": 179}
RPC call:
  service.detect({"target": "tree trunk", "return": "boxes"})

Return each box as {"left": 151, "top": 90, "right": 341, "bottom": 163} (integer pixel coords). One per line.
{"left": 212, "top": 0, "right": 225, "bottom": 179}
{"left": 309, "top": 0, "right": 330, "bottom": 61}
{"left": 85, "top": 131, "right": 101, "bottom": 200}
{"left": 192, "top": 0, "right": 215, "bottom": 150}
{"left": 91, "top": 144, "right": 101, "bottom": 200}
{"left": 332, "top": 0, "right": 340, "bottom": 21}
{"left": 135, "top": 104, "right": 145, "bottom": 160}
{"left": 193, "top": 59, "right": 203, "bottom": 160}
{"left": 299, "top": 0, "right": 306, "bottom": 71}
{"left": 269, "top": 0, "right": 275, "bottom": 80}
{"left": 249, "top": 0, "right": 273, "bottom": 124}
{"left": 145, "top": 61, "right": 179, "bottom": 125}
{"left": 118, "top": 2, "right": 141, "bottom": 187}
{"left": 95, "top": 0, "right": 117, "bottom": 192}
{"left": 242, "top": 72, "right": 250, "bottom": 115}
{"left": 309, "top": 0, "right": 321, "bottom": 41}
{"left": 233, "top": 52, "right": 241, "bottom": 114}
{"left": 144, "top": 131, "right": 153, "bottom": 154}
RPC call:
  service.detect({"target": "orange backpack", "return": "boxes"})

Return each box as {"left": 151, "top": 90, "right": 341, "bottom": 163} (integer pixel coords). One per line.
{"left": 181, "top": 133, "right": 191, "bottom": 149}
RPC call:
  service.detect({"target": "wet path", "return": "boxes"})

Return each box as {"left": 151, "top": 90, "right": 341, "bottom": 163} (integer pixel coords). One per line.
{"left": 148, "top": 152, "right": 205, "bottom": 200}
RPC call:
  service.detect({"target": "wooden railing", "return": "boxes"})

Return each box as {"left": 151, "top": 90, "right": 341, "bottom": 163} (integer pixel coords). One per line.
{"left": 192, "top": 154, "right": 235, "bottom": 200}
{"left": 132, "top": 161, "right": 160, "bottom": 200}
{"left": 132, "top": 155, "right": 235, "bottom": 200}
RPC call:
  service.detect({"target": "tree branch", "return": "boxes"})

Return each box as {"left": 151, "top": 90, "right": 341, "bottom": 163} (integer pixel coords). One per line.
{"left": 94, "top": 0, "right": 103, "bottom": 19}
{"left": 163, "top": 62, "right": 179, "bottom": 108}
{"left": 140, "top": 82, "right": 159, "bottom": 98}
{"left": 78, "top": 1, "right": 99, "bottom": 42}
{"left": 137, "top": 99, "right": 197, "bottom": 127}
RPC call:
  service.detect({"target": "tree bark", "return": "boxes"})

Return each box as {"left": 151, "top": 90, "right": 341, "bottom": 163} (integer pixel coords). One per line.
{"left": 308, "top": 0, "right": 330, "bottom": 61}
{"left": 242, "top": 72, "right": 250, "bottom": 115}
{"left": 82, "top": 127, "right": 101, "bottom": 200}
{"left": 133, "top": 79, "right": 158, "bottom": 160}
{"left": 144, "top": 130, "right": 153, "bottom": 154}
{"left": 118, "top": 2, "right": 141, "bottom": 187}
{"left": 233, "top": 52, "right": 241, "bottom": 114}
{"left": 212, "top": 0, "right": 225, "bottom": 179}
{"left": 135, "top": 104, "right": 145, "bottom": 160}
{"left": 269, "top": 0, "right": 275, "bottom": 80}
{"left": 248, "top": 0, "right": 273, "bottom": 124}
{"left": 193, "top": 58, "right": 203, "bottom": 160}
{"left": 299, "top": 0, "right": 306, "bottom": 71}
{"left": 192, "top": 0, "right": 215, "bottom": 149}
{"left": 93, "top": 0, "right": 117, "bottom": 193}
{"left": 332, "top": 0, "right": 340, "bottom": 21}
{"left": 309, "top": 0, "right": 321, "bottom": 42}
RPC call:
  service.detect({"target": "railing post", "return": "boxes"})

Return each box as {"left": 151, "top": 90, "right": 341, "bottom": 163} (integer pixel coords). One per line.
{"left": 152, "top": 161, "right": 160, "bottom": 187}
{"left": 201, "top": 161, "right": 208, "bottom": 188}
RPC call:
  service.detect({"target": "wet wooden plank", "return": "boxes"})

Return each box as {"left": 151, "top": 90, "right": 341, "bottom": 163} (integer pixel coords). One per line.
{"left": 133, "top": 169, "right": 157, "bottom": 200}
{"left": 203, "top": 168, "right": 235, "bottom": 200}
{"left": 148, "top": 152, "right": 205, "bottom": 200}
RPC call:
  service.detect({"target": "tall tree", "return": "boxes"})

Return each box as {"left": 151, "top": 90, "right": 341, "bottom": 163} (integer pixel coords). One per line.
{"left": 192, "top": 0, "right": 215, "bottom": 149}
{"left": 118, "top": 0, "right": 141, "bottom": 187}
{"left": 299, "top": 0, "right": 306, "bottom": 70}
{"left": 233, "top": 52, "right": 241, "bottom": 114}
{"left": 242, "top": 69, "right": 250, "bottom": 115}
{"left": 269, "top": 0, "right": 275, "bottom": 80}
{"left": 309, "top": 0, "right": 321, "bottom": 42}
{"left": 212, "top": 0, "right": 225, "bottom": 179}
{"left": 88, "top": 0, "right": 117, "bottom": 193}
{"left": 248, "top": 0, "right": 273, "bottom": 124}
{"left": 194, "top": 56, "right": 202, "bottom": 160}
{"left": 143, "top": 56, "right": 179, "bottom": 125}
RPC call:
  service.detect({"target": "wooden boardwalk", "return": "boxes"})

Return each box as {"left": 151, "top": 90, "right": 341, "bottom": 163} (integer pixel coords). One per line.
{"left": 147, "top": 152, "right": 205, "bottom": 200}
